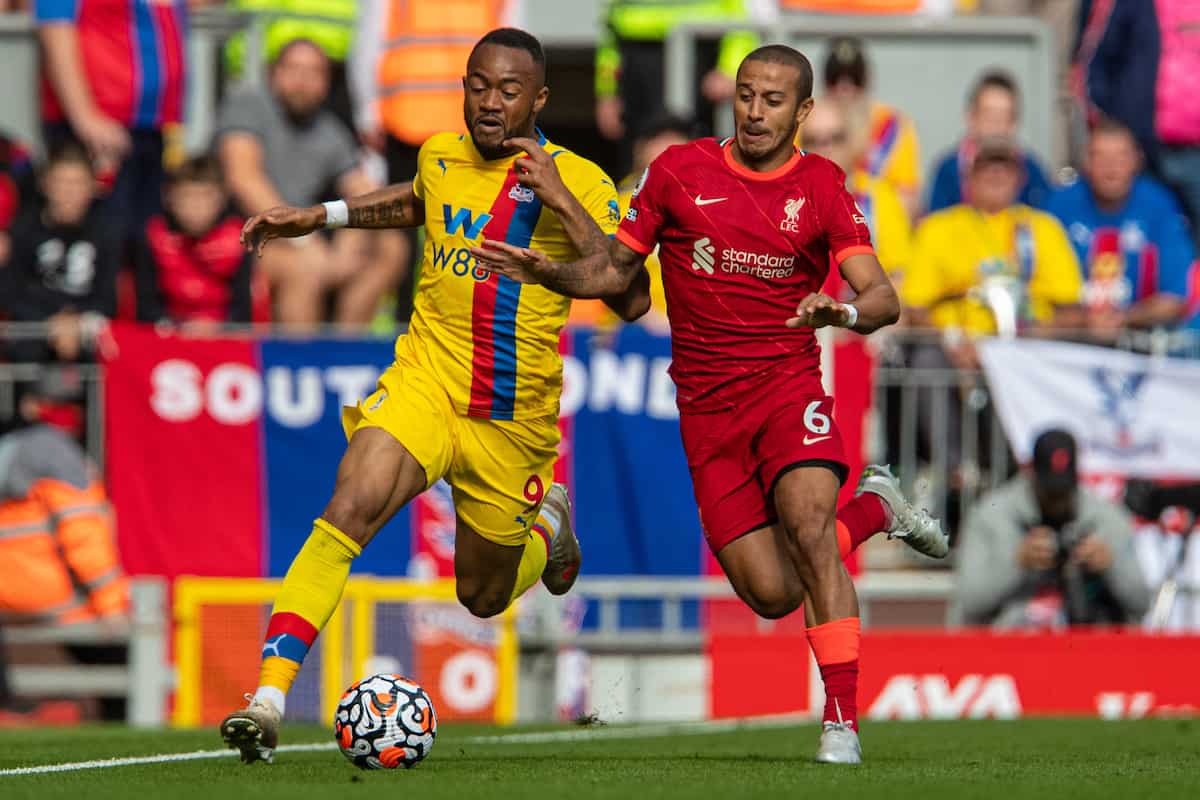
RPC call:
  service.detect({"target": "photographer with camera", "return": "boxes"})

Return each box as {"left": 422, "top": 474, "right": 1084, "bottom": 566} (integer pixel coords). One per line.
{"left": 952, "top": 429, "right": 1149, "bottom": 628}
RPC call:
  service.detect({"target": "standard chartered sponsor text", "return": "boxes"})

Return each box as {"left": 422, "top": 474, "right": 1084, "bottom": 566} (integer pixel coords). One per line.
{"left": 720, "top": 247, "right": 796, "bottom": 279}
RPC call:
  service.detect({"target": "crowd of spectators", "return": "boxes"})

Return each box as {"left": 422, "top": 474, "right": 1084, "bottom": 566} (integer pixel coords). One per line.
{"left": 0, "top": 0, "right": 1194, "bottom": 350}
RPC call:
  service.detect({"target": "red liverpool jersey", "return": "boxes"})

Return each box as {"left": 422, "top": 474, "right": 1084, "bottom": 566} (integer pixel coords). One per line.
{"left": 617, "top": 138, "right": 875, "bottom": 412}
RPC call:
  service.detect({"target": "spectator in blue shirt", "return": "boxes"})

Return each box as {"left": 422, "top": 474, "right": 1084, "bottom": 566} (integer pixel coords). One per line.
{"left": 927, "top": 70, "right": 1053, "bottom": 214}
{"left": 1048, "top": 118, "right": 1193, "bottom": 341}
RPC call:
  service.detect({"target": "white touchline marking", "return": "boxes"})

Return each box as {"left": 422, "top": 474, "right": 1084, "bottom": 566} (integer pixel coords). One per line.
{"left": 0, "top": 715, "right": 809, "bottom": 777}
{"left": 0, "top": 742, "right": 338, "bottom": 776}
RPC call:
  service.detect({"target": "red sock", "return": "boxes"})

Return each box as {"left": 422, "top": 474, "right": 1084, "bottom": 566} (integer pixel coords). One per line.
{"left": 807, "top": 617, "right": 861, "bottom": 731}
{"left": 835, "top": 493, "right": 890, "bottom": 558}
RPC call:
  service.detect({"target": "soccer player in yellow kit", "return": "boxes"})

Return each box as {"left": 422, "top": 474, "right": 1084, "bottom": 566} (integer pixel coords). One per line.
{"left": 219, "top": 28, "right": 647, "bottom": 763}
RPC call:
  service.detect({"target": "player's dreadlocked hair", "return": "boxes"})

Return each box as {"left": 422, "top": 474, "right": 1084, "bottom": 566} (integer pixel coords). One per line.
{"left": 471, "top": 28, "right": 547, "bottom": 84}
{"left": 742, "top": 45, "right": 815, "bottom": 101}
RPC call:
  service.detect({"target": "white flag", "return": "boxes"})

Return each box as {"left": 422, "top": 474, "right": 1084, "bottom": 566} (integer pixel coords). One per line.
{"left": 978, "top": 338, "right": 1200, "bottom": 478}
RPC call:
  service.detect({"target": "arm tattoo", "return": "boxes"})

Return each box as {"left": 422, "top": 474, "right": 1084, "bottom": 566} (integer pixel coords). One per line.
{"left": 539, "top": 240, "right": 646, "bottom": 299}
{"left": 348, "top": 205, "right": 376, "bottom": 227}
{"left": 346, "top": 186, "right": 420, "bottom": 229}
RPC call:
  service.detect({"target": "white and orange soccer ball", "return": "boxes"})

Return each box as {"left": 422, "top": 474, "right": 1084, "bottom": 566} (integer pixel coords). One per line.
{"left": 334, "top": 673, "right": 437, "bottom": 769}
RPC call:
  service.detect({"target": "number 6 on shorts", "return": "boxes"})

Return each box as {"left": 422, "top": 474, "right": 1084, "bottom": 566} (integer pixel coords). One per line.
{"left": 803, "top": 399, "right": 831, "bottom": 435}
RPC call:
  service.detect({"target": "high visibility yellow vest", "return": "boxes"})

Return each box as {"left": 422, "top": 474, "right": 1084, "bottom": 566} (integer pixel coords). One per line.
{"left": 376, "top": 0, "right": 504, "bottom": 144}
{"left": 225, "top": 0, "right": 358, "bottom": 78}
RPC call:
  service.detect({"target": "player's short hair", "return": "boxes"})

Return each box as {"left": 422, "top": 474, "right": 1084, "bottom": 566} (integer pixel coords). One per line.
{"left": 742, "top": 45, "right": 815, "bottom": 101}
{"left": 43, "top": 139, "right": 93, "bottom": 175}
{"left": 471, "top": 28, "right": 547, "bottom": 84}
{"left": 166, "top": 155, "right": 224, "bottom": 187}
{"left": 968, "top": 69, "right": 1020, "bottom": 111}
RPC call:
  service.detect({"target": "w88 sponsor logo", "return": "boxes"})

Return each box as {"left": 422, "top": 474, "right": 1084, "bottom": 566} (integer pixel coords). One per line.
{"left": 431, "top": 243, "right": 491, "bottom": 281}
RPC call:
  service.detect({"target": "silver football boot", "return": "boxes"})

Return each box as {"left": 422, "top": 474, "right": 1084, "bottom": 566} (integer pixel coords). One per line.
{"left": 815, "top": 720, "right": 863, "bottom": 764}
{"left": 539, "top": 483, "right": 581, "bottom": 595}
{"left": 856, "top": 464, "right": 950, "bottom": 559}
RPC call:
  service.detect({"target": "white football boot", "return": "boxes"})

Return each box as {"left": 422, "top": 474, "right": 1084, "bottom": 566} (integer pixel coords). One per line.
{"left": 856, "top": 464, "right": 950, "bottom": 559}
{"left": 815, "top": 720, "right": 863, "bottom": 765}
{"left": 539, "top": 483, "right": 582, "bottom": 595}
{"left": 220, "top": 694, "right": 281, "bottom": 764}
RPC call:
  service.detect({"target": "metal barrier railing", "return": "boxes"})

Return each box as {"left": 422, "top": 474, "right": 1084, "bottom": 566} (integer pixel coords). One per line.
{"left": 864, "top": 326, "right": 1198, "bottom": 541}
{"left": 4, "top": 578, "right": 172, "bottom": 727}
{"left": 4, "top": 321, "right": 1198, "bottom": 526}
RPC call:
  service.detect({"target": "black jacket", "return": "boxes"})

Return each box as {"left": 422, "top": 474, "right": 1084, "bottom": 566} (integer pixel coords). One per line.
{"left": 1, "top": 203, "right": 120, "bottom": 322}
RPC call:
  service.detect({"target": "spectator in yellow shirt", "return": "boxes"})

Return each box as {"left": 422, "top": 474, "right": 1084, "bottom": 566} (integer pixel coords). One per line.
{"left": 823, "top": 36, "right": 922, "bottom": 218}
{"left": 902, "top": 137, "right": 1084, "bottom": 495}
{"left": 568, "top": 115, "right": 687, "bottom": 331}
{"left": 904, "top": 136, "right": 1084, "bottom": 356}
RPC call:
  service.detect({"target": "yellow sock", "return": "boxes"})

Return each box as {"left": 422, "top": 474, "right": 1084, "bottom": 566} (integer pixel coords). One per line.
{"left": 256, "top": 519, "right": 361, "bottom": 702}
{"left": 508, "top": 527, "right": 550, "bottom": 606}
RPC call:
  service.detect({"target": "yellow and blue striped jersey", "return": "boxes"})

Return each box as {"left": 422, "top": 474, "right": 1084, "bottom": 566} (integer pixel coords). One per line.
{"left": 401, "top": 130, "right": 620, "bottom": 420}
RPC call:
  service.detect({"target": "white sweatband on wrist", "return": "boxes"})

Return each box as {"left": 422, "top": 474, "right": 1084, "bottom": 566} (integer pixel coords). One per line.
{"left": 841, "top": 303, "right": 859, "bottom": 329}
{"left": 322, "top": 200, "right": 349, "bottom": 229}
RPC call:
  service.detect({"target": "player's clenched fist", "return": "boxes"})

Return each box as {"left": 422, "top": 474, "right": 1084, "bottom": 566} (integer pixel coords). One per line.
{"left": 506, "top": 137, "right": 570, "bottom": 210}
{"left": 241, "top": 205, "right": 326, "bottom": 257}
{"left": 786, "top": 292, "right": 851, "bottom": 329}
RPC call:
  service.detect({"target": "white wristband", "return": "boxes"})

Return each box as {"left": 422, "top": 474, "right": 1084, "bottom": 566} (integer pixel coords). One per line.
{"left": 841, "top": 303, "right": 859, "bottom": 329}
{"left": 322, "top": 200, "right": 349, "bottom": 229}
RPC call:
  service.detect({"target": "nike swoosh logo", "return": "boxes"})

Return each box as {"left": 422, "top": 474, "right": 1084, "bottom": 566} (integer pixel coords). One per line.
{"left": 802, "top": 435, "right": 832, "bottom": 445}
{"left": 694, "top": 195, "right": 727, "bottom": 206}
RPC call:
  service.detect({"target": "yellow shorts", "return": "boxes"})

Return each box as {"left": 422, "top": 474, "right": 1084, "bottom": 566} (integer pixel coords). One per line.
{"left": 342, "top": 359, "right": 560, "bottom": 547}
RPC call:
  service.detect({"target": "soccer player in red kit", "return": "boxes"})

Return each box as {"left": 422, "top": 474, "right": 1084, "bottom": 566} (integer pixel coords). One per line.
{"left": 472, "top": 45, "right": 948, "bottom": 764}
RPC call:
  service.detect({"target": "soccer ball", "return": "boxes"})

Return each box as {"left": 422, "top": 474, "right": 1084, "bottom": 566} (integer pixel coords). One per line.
{"left": 333, "top": 673, "right": 437, "bottom": 769}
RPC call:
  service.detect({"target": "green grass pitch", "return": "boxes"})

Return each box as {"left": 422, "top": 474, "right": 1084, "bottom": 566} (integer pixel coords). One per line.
{"left": 2, "top": 719, "right": 1197, "bottom": 800}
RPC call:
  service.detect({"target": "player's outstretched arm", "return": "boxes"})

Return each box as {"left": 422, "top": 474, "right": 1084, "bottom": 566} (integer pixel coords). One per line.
{"left": 240, "top": 183, "right": 424, "bottom": 257}
{"left": 345, "top": 182, "right": 424, "bottom": 229}
{"left": 786, "top": 253, "right": 900, "bottom": 334}
{"left": 470, "top": 236, "right": 647, "bottom": 301}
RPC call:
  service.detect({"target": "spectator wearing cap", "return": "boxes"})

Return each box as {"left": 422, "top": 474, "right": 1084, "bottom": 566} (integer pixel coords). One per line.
{"left": 903, "top": 136, "right": 1084, "bottom": 354}
{"left": 217, "top": 38, "right": 406, "bottom": 325}
{"left": 1048, "top": 118, "right": 1194, "bottom": 342}
{"left": 902, "top": 138, "right": 1083, "bottom": 489}
{"left": 952, "top": 429, "right": 1149, "bottom": 628}
{"left": 822, "top": 35, "right": 922, "bottom": 218}
{"left": 928, "top": 70, "right": 1054, "bottom": 214}
{"left": 0, "top": 142, "right": 119, "bottom": 364}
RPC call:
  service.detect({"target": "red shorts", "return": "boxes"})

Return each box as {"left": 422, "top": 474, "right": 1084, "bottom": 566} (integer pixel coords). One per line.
{"left": 679, "top": 394, "right": 848, "bottom": 554}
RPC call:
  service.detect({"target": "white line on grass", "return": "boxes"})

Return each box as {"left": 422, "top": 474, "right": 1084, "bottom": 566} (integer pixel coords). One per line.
{"left": 0, "top": 743, "right": 337, "bottom": 776}
{"left": 0, "top": 715, "right": 809, "bottom": 777}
